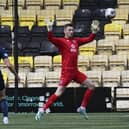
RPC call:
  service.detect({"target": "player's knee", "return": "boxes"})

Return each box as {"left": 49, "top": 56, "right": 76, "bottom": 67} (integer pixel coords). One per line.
{"left": 88, "top": 83, "right": 95, "bottom": 90}
{"left": 83, "top": 79, "right": 95, "bottom": 89}
{"left": 55, "top": 87, "right": 65, "bottom": 97}
{"left": 55, "top": 92, "right": 62, "bottom": 97}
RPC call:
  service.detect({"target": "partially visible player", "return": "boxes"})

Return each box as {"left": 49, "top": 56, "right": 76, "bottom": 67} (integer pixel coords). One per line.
{"left": 35, "top": 19, "right": 100, "bottom": 120}
{"left": 0, "top": 47, "right": 20, "bottom": 124}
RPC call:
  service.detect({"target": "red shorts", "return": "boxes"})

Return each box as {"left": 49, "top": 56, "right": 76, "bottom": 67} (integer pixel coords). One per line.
{"left": 59, "top": 69, "right": 87, "bottom": 86}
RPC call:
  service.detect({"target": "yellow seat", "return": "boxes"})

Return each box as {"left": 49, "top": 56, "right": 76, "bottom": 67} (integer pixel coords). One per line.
{"left": 115, "top": 39, "right": 129, "bottom": 55}
{"left": 34, "top": 56, "right": 52, "bottom": 72}
{"left": 86, "top": 71, "right": 102, "bottom": 87}
{"left": 55, "top": 9, "right": 74, "bottom": 26}
{"left": 78, "top": 55, "right": 89, "bottom": 71}
{"left": 7, "top": 0, "right": 25, "bottom": 9}
{"left": 118, "top": 0, "right": 129, "bottom": 9}
{"left": 121, "top": 70, "right": 129, "bottom": 87}
{"left": 26, "top": 0, "right": 43, "bottom": 10}
{"left": 79, "top": 52, "right": 94, "bottom": 59}
{"left": 45, "top": 71, "right": 60, "bottom": 87}
{"left": 123, "top": 24, "right": 129, "bottom": 39}
{"left": 7, "top": 72, "right": 27, "bottom": 88}
{"left": 104, "top": 23, "right": 122, "bottom": 38}
{"left": 19, "top": 17, "right": 36, "bottom": 30}
{"left": 63, "top": 0, "right": 79, "bottom": 10}
{"left": 36, "top": 10, "right": 54, "bottom": 26}
{"left": 112, "top": 8, "right": 128, "bottom": 27}
{"left": 102, "top": 71, "right": 120, "bottom": 88}
{"left": 19, "top": 9, "right": 36, "bottom": 30}
{"left": 79, "top": 40, "right": 96, "bottom": 55}
{"left": 44, "top": 0, "right": 61, "bottom": 10}
{"left": 90, "top": 55, "right": 108, "bottom": 71}
{"left": 27, "top": 72, "right": 45, "bottom": 87}
{"left": 109, "top": 55, "right": 127, "bottom": 71}
{"left": 18, "top": 56, "right": 33, "bottom": 73}
{"left": 53, "top": 55, "right": 62, "bottom": 71}
{"left": 1, "top": 16, "right": 14, "bottom": 31}
{"left": 0, "top": 0, "right": 7, "bottom": 8}
{"left": 97, "top": 39, "right": 114, "bottom": 56}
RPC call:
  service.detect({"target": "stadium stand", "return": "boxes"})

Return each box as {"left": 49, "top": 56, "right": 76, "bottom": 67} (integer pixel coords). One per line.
{"left": 121, "top": 70, "right": 129, "bottom": 87}
{"left": 63, "top": 0, "right": 79, "bottom": 10}
{"left": 115, "top": 39, "right": 129, "bottom": 55}
{"left": 45, "top": 71, "right": 60, "bottom": 87}
{"left": 40, "top": 38, "right": 59, "bottom": 56}
{"left": 25, "top": 0, "right": 44, "bottom": 10}
{"left": 44, "top": 0, "right": 61, "bottom": 10}
{"left": 18, "top": 9, "right": 36, "bottom": 30}
{"left": 53, "top": 55, "right": 62, "bottom": 71}
{"left": 78, "top": 55, "right": 89, "bottom": 71}
{"left": 123, "top": 24, "right": 129, "bottom": 39}
{"left": 13, "top": 26, "right": 31, "bottom": 55}
{"left": 102, "top": 71, "right": 121, "bottom": 88}
{"left": 104, "top": 23, "right": 122, "bottom": 39}
{"left": 112, "top": 8, "right": 128, "bottom": 27}
{"left": 97, "top": 39, "right": 115, "bottom": 56}
{"left": 79, "top": 40, "right": 96, "bottom": 57}
{"left": 7, "top": 72, "right": 26, "bottom": 88}
{"left": 2, "top": 0, "right": 129, "bottom": 112}
{"left": 18, "top": 56, "right": 33, "bottom": 73}
{"left": 85, "top": 71, "right": 102, "bottom": 87}
{"left": 117, "top": 0, "right": 129, "bottom": 10}
{"left": 34, "top": 55, "right": 52, "bottom": 72}
{"left": 36, "top": 10, "right": 55, "bottom": 26}
{"left": 90, "top": 55, "right": 108, "bottom": 71}
{"left": 109, "top": 55, "right": 127, "bottom": 71}
{"left": 27, "top": 72, "right": 45, "bottom": 87}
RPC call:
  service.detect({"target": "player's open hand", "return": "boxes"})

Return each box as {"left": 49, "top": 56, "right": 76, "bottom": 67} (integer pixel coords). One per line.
{"left": 44, "top": 19, "right": 54, "bottom": 32}
{"left": 91, "top": 20, "right": 100, "bottom": 34}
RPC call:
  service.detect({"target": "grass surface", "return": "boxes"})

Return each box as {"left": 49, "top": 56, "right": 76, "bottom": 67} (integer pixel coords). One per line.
{"left": 0, "top": 113, "right": 129, "bottom": 129}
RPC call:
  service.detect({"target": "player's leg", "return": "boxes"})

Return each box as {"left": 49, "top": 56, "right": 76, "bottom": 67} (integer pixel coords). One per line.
{"left": 0, "top": 72, "right": 8, "bottom": 124}
{"left": 35, "top": 86, "right": 66, "bottom": 120}
{"left": 75, "top": 71, "right": 95, "bottom": 119}
{"left": 35, "top": 70, "right": 73, "bottom": 120}
{"left": 0, "top": 89, "right": 9, "bottom": 124}
{"left": 81, "top": 79, "right": 95, "bottom": 108}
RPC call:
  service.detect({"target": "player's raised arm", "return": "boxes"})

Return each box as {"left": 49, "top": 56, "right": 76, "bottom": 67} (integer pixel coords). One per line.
{"left": 77, "top": 20, "right": 100, "bottom": 46}
{"left": 45, "top": 19, "right": 63, "bottom": 47}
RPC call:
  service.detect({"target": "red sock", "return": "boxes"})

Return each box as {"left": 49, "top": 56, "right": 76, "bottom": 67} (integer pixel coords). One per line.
{"left": 81, "top": 89, "right": 94, "bottom": 108}
{"left": 43, "top": 94, "right": 58, "bottom": 111}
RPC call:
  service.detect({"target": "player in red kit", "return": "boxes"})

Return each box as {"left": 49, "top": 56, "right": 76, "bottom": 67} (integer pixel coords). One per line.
{"left": 35, "top": 20, "right": 100, "bottom": 120}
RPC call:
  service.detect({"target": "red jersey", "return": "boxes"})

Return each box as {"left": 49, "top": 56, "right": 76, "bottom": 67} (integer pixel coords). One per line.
{"left": 48, "top": 32, "right": 96, "bottom": 70}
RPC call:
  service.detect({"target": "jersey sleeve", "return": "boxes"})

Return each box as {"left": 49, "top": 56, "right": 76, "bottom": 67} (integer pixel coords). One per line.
{"left": 0, "top": 48, "right": 8, "bottom": 59}
{"left": 48, "top": 31, "right": 63, "bottom": 47}
{"left": 76, "top": 33, "right": 96, "bottom": 46}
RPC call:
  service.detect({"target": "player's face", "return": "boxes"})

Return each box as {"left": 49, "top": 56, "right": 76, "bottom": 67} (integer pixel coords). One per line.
{"left": 64, "top": 26, "right": 74, "bottom": 38}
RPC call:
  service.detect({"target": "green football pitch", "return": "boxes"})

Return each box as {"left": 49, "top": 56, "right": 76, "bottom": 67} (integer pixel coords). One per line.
{"left": 0, "top": 113, "right": 129, "bottom": 129}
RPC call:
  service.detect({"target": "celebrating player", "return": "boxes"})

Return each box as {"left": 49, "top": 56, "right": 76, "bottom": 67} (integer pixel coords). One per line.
{"left": 35, "top": 19, "right": 100, "bottom": 120}
{"left": 0, "top": 47, "right": 20, "bottom": 124}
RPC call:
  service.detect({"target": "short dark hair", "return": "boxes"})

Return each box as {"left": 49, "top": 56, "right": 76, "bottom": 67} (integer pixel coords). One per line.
{"left": 64, "top": 23, "right": 73, "bottom": 29}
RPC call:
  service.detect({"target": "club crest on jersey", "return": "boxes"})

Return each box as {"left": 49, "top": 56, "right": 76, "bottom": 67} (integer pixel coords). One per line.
{"left": 70, "top": 44, "right": 77, "bottom": 52}
{"left": 72, "top": 40, "right": 76, "bottom": 44}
